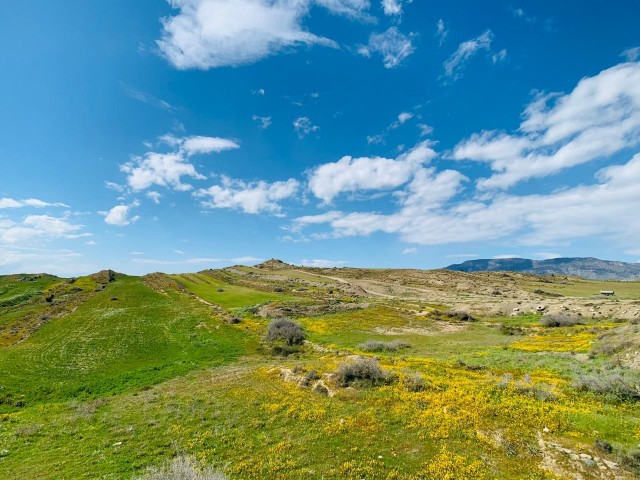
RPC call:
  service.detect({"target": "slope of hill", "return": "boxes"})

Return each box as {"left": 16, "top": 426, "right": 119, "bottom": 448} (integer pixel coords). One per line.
{"left": 0, "top": 266, "right": 639, "bottom": 479}
{"left": 445, "top": 256, "right": 640, "bottom": 280}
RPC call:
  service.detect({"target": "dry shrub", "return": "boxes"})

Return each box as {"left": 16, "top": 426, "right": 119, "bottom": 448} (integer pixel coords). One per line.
{"left": 539, "top": 313, "right": 583, "bottom": 327}
{"left": 334, "top": 357, "right": 388, "bottom": 387}
{"left": 357, "top": 340, "right": 410, "bottom": 352}
{"left": 263, "top": 318, "right": 306, "bottom": 346}
{"left": 136, "top": 456, "right": 225, "bottom": 480}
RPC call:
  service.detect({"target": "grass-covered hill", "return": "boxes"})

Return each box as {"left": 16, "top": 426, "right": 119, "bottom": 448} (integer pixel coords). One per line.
{"left": 0, "top": 264, "right": 639, "bottom": 479}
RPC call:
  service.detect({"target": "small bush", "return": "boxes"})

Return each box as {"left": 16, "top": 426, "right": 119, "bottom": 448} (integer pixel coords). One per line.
{"left": 594, "top": 439, "right": 613, "bottom": 454}
{"left": 334, "top": 357, "right": 388, "bottom": 387}
{"left": 621, "top": 449, "right": 640, "bottom": 473}
{"left": 301, "top": 369, "right": 320, "bottom": 387}
{"left": 540, "top": 313, "right": 583, "bottom": 327}
{"left": 264, "top": 318, "right": 306, "bottom": 346}
{"left": 572, "top": 370, "right": 640, "bottom": 402}
{"left": 224, "top": 317, "right": 241, "bottom": 324}
{"left": 439, "top": 310, "right": 476, "bottom": 322}
{"left": 403, "top": 372, "right": 426, "bottom": 392}
{"left": 136, "top": 456, "right": 226, "bottom": 480}
{"left": 499, "top": 324, "right": 523, "bottom": 335}
{"left": 357, "top": 340, "right": 410, "bottom": 352}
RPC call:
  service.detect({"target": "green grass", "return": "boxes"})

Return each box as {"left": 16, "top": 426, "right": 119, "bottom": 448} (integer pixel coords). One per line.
{"left": 171, "top": 273, "right": 300, "bottom": 309}
{"left": 523, "top": 277, "right": 640, "bottom": 299}
{"left": 0, "top": 276, "right": 254, "bottom": 409}
{"left": 1, "top": 270, "right": 639, "bottom": 479}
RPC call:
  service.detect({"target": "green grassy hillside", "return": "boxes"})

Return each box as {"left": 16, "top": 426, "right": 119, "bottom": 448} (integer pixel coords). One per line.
{"left": 0, "top": 267, "right": 639, "bottom": 479}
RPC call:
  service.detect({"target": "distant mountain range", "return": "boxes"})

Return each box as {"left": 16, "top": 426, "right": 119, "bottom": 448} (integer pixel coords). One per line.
{"left": 444, "top": 257, "right": 640, "bottom": 281}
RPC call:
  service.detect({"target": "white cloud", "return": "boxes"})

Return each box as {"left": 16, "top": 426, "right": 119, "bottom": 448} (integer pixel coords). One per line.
{"left": 307, "top": 141, "right": 436, "bottom": 203}
{"left": 621, "top": 46, "right": 640, "bottom": 62}
{"left": 315, "top": 0, "right": 372, "bottom": 19}
{"left": 443, "top": 29, "right": 493, "bottom": 79}
{"left": 367, "top": 134, "right": 385, "bottom": 144}
{"left": 103, "top": 205, "right": 140, "bottom": 227}
{"left": 120, "top": 82, "right": 174, "bottom": 111}
{"left": 300, "top": 258, "right": 349, "bottom": 267}
{"left": 381, "top": 0, "right": 402, "bottom": 16}
{"left": 146, "top": 191, "right": 162, "bottom": 204}
{"left": 0, "top": 198, "right": 69, "bottom": 209}
{"left": 252, "top": 88, "right": 266, "bottom": 96}
{"left": 293, "top": 116, "right": 320, "bottom": 138}
{"left": 435, "top": 19, "right": 448, "bottom": 46}
{"left": 0, "top": 246, "right": 88, "bottom": 276}
{"left": 132, "top": 255, "right": 262, "bottom": 265}
{"left": 418, "top": 123, "right": 434, "bottom": 137}
{"left": 0, "top": 215, "right": 84, "bottom": 244}
{"left": 492, "top": 48, "right": 507, "bottom": 64}
{"left": 157, "top": 0, "right": 375, "bottom": 69}
{"left": 121, "top": 134, "right": 238, "bottom": 191}
{"left": 493, "top": 254, "right": 521, "bottom": 259}
{"left": 452, "top": 62, "right": 640, "bottom": 189}
{"left": 122, "top": 152, "right": 203, "bottom": 191}
{"left": 182, "top": 136, "right": 240, "bottom": 156}
{"left": 196, "top": 176, "right": 299, "bottom": 214}
{"left": 301, "top": 152, "right": 640, "bottom": 249}
{"left": 252, "top": 114, "right": 272, "bottom": 129}
{"left": 387, "top": 111, "right": 414, "bottom": 130}
{"left": 359, "top": 27, "right": 416, "bottom": 69}
{"left": 402, "top": 247, "right": 417, "bottom": 254}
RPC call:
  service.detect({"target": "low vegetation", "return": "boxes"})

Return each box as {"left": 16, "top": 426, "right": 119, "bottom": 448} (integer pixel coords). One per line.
{"left": 1, "top": 266, "right": 639, "bottom": 479}
{"left": 357, "top": 339, "right": 410, "bottom": 352}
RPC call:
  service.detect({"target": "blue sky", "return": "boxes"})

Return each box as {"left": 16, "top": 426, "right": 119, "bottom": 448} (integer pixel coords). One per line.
{"left": 1, "top": 0, "right": 639, "bottom": 275}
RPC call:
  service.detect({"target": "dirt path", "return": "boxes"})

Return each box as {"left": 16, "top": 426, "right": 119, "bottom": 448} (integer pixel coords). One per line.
{"left": 292, "top": 269, "right": 398, "bottom": 299}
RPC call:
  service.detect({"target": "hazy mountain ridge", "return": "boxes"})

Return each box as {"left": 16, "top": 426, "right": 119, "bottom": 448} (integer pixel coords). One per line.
{"left": 445, "top": 256, "right": 640, "bottom": 280}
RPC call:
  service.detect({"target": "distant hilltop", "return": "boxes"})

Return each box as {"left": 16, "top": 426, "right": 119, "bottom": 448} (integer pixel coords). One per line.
{"left": 445, "top": 257, "right": 640, "bottom": 281}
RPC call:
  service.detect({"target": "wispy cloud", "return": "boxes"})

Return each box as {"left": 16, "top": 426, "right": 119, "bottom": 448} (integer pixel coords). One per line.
{"left": 443, "top": 30, "right": 493, "bottom": 79}
{"left": 120, "top": 82, "right": 175, "bottom": 111}
{"left": 358, "top": 27, "right": 416, "bottom": 69}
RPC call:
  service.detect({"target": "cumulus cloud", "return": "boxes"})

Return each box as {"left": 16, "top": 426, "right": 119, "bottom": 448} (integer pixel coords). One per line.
{"left": 0, "top": 215, "right": 84, "bottom": 244}
{"left": 157, "top": 0, "right": 374, "bottom": 69}
{"left": 0, "top": 198, "right": 69, "bottom": 209}
{"left": 196, "top": 176, "right": 299, "bottom": 214}
{"left": 182, "top": 136, "right": 239, "bottom": 156}
{"left": 359, "top": 27, "right": 416, "bottom": 68}
{"left": 381, "top": 0, "right": 402, "bottom": 16}
{"left": 307, "top": 141, "right": 436, "bottom": 203}
{"left": 452, "top": 62, "right": 640, "bottom": 189}
{"left": 443, "top": 29, "right": 493, "bottom": 79}
{"left": 293, "top": 116, "right": 320, "bottom": 138}
{"left": 103, "top": 205, "right": 141, "bottom": 226}
{"left": 121, "top": 134, "right": 239, "bottom": 191}
{"left": 299, "top": 152, "right": 640, "bottom": 248}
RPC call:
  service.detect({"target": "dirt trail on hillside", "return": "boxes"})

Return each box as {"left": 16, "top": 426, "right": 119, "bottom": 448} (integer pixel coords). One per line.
{"left": 297, "top": 268, "right": 640, "bottom": 320}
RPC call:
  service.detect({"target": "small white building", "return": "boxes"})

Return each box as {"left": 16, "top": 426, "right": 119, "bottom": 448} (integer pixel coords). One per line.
{"left": 600, "top": 290, "right": 615, "bottom": 296}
